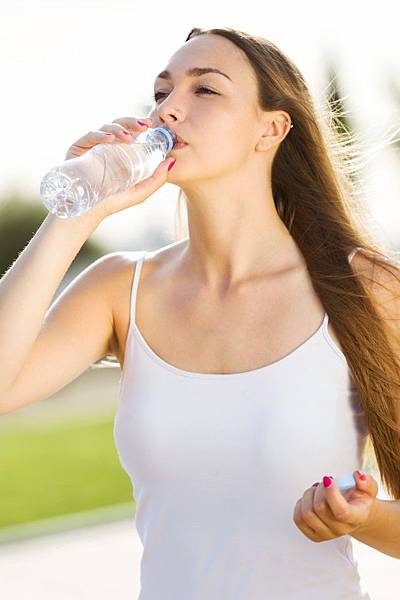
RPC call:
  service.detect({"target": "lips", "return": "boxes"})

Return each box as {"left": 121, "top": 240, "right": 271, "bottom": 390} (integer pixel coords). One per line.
{"left": 175, "top": 134, "right": 188, "bottom": 145}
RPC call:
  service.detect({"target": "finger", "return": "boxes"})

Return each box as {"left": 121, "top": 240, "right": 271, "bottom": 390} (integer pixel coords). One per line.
{"left": 98, "top": 123, "right": 138, "bottom": 141}
{"left": 111, "top": 116, "right": 153, "bottom": 133}
{"left": 354, "top": 470, "right": 379, "bottom": 498}
{"left": 65, "top": 121, "right": 149, "bottom": 161}
{"left": 313, "top": 482, "right": 341, "bottom": 521}
{"left": 66, "top": 117, "right": 153, "bottom": 161}
{"left": 127, "top": 157, "right": 176, "bottom": 201}
{"left": 65, "top": 130, "right": 117, "bottom": 159}
{"left": 301, "top": 487, "right": 336, "bottom": 539}
{"left": 293, "top": 499, "right": 322, "bottom": 542}
{"left": 320, "top": 476, "right": 353, "bottom": 522}
{"left": 312, "top": 483, "right": 348, "bottom": 538}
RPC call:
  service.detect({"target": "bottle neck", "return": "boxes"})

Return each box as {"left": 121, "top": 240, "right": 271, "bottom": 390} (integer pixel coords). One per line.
{"left": 144, "top": 127, "right": 176, "bottom": 154}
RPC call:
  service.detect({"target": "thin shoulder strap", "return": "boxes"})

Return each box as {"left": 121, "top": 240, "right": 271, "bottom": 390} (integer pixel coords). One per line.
{"left": 323, "top": 247, "right": 363, "bottom": 329}
{"left": 348, "top": 246, "right": 362, "bottom": 264}
{"left": 130, "top": 251, "right": 147, "bottom": 326}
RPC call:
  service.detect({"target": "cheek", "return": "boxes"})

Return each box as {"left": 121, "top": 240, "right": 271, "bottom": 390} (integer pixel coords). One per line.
{"left": 189, "top": 127, "right": 251, "bottom": 173}
{"left": 199, "top": 120, "right": 249, "bottom": 161}
{"left": 213, "top": 116, "right": 255, "bottom": 159}
{"left": 204, "top": 134, "right": 252, "bottom": 171}
{"left": 173, "top": 145, "right": 246, "bottom": 183}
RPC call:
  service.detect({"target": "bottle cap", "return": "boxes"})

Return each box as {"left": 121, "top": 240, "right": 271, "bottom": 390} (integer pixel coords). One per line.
{"left": 135, "top": 125, "right": 177, "bottom": 155}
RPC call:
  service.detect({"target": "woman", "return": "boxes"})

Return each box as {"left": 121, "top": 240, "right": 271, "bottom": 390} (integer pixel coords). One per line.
{"left": 113, "top": 28, "right": 400, "bottom": 599}
{"left": 1, "top": 26, "right": 399, "bottom": 599}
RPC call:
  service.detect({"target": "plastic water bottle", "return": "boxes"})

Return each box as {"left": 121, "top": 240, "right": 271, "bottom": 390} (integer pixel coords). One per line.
{"left": 40, "top": 124, "right": 177, "bottom": 218}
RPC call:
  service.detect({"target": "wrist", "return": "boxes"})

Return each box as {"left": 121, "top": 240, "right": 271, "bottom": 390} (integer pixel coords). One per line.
{"left": 45, "top": 210, "right": 103, "bottom": 237}
{"left": 352, "top": 497, "right": 380, "bottom": 536}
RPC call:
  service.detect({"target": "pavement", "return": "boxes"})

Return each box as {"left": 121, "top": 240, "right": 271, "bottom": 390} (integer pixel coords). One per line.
{"left": 0, "top": 511, "right": 398, "bottom": 600}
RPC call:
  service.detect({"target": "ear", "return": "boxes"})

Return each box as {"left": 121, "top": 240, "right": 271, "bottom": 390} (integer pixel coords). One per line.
{"left": 255, "top": 112, "right": 292, "bottom": 152}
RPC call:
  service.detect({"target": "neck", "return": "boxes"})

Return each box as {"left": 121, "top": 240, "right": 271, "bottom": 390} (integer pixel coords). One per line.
{"left": 178, "top": 196, "right": 302, "bottom": 291}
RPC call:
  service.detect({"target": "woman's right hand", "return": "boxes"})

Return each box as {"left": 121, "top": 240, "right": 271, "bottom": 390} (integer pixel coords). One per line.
{"left": 64, "top": 116, "right": 176, "bottom": 223}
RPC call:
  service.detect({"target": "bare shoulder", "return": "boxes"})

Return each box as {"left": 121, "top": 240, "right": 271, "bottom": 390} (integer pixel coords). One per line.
{"left": 351, "top": 247, "right": 400, "bottom": 344}
{"left": 105, "top": 240, "right": 188, "bottom": 298}
{"left": 105, "top": 240, "right": 188, "bottom": 364}
{"left": 351, "top": 247, "right": 400, "bottom": 303}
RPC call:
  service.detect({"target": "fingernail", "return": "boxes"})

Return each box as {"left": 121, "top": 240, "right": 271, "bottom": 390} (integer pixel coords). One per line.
{"left": 137, "top": 120, "right": 149, "bottom": 127}
{"left": 312, "top": 482, "right": 319, "bottom": 487}
{"left": 167, "top": 159, "right": 176, "bottom": 171}
{"left": 323, "top": 476, "right": 333, "bottom": 488}
{"left": 357, "top": 470, "right": 367, "bottom": 481}
{"left": 123, "top": 129, "right": 131, "bottom": 135}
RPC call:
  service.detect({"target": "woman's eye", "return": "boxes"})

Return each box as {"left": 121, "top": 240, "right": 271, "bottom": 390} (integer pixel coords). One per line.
{"left": 152, "top": 87, "right": 216, "bottom": 102}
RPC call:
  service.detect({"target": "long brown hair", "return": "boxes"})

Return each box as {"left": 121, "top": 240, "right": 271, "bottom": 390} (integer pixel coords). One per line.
{"left": 174, "top": 27, "right": 400, "bottom": 499}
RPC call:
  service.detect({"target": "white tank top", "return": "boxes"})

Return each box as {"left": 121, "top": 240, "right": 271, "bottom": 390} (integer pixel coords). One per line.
{"left": 114, "top": 244, "right": 371, "bottom": 600}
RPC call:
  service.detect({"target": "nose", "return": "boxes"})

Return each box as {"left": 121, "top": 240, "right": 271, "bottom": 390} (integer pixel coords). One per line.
{"left": 158, "top": 111, "right": 180, "bottom": 127}
{"left": 156, "top": 96, "right": 185, "bottom": 128}
{"left": 147, "top": 110, "right": 178, "bottom": 131}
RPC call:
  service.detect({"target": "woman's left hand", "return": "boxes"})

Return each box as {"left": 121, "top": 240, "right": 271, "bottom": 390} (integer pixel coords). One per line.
{"left": 293, "top": 470, "right": 379, "bottom": 542}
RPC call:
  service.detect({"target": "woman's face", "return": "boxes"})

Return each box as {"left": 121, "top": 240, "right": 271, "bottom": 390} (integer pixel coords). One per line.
{"left": 148, "top": 34, "right": 268, "bottom": 185}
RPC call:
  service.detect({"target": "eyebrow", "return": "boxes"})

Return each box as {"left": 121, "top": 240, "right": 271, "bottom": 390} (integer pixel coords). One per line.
{"left": 155, "top": 67, "right": 232, "bottom": 83}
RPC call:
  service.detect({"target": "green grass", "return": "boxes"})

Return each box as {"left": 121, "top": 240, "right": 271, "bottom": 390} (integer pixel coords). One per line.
{"left": 0, "top": 417, "right": 134, "bottom": 528}
{"left": 0, "top": 412, "right": 380, "bottom": 532}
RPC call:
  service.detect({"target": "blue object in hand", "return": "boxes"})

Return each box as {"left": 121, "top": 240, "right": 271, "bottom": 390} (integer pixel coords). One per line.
{"left": 334, "top": 473, "right": 356, "bottom": 491}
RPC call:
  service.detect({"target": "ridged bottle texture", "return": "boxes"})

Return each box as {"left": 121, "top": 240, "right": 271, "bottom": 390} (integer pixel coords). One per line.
{"left": 40, "top": 125, "right": 177, "bottom": 218}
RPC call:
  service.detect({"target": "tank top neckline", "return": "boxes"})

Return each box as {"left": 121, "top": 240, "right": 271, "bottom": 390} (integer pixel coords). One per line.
{"left": 132, "top": 312, "right": 330, "bottom": 379}
{"left": 129, "top": 247, "right": 360, "bottom": 380}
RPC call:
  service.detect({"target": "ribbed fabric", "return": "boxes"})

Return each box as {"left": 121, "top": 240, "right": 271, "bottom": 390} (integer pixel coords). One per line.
{"left": 114, "top": 245, "right": 371, "bottom": 599}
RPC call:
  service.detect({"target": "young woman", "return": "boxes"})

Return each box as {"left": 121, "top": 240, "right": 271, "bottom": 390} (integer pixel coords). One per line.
{"left": 1, "top": 26, "right": 400, "bottom": 599}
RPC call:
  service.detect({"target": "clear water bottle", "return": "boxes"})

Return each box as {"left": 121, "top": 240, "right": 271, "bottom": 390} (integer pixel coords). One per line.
{"left": 40, "top": 124, "right": 177, "bottom": 218}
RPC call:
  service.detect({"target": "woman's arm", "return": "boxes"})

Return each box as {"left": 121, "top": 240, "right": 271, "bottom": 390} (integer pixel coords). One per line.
{"left": 351, "top": 498, "right": 400, "bottom": 559}
{"left": 349, "top": 253, "right": 400, "bottom": 559}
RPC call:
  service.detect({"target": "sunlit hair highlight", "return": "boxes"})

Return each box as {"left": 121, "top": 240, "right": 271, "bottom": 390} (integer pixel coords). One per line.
{"left": 172, "top": 26, "right": 400, "bottom": 499}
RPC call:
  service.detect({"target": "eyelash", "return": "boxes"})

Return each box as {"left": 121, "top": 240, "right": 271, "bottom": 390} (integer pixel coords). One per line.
{"left": 152, "top": 86, "right": 217, "bottom": 102}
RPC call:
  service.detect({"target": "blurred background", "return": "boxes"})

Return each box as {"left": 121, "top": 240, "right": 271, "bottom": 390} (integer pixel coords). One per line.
{"left": 1, "top": 0, "right": 399, "bottom": 598}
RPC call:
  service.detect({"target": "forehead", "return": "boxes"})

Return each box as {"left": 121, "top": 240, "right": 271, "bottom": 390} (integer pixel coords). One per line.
{"left": 155, "top": 34, "right": 254, "bottom": 86}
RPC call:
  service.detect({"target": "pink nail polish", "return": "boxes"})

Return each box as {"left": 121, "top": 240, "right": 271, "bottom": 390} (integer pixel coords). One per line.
{"left": 168, "top": 159, "right": 176, "bottom": 171}
{"left": 312, "top": 482, "right": 319, "bottom": 487}
{"left": 357, "top": 470, "right": 367, "bottom": 481}
{"left": 137, "top": 120, "right": 148, "bottom": 127}
{"left": 323, "top": 476, "right": 333, "bottom": 488}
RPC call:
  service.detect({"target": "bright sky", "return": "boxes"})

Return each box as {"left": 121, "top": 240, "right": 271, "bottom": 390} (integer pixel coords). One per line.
{"left": 1, "top": 0, "right": 400, "bottom": 250}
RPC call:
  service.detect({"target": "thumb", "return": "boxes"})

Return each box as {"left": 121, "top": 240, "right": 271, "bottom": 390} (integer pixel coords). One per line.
{"left": 154, "top": 156, "right": 176, "bottom": 177}
{"left": 353, "top": 470, "right": 379, "bottom": 497}
{"left": 144, "top": 156, "right": 176, "bottom": 184}
{"left": 133, "top": 157, "right": 176, "bottom": 197}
